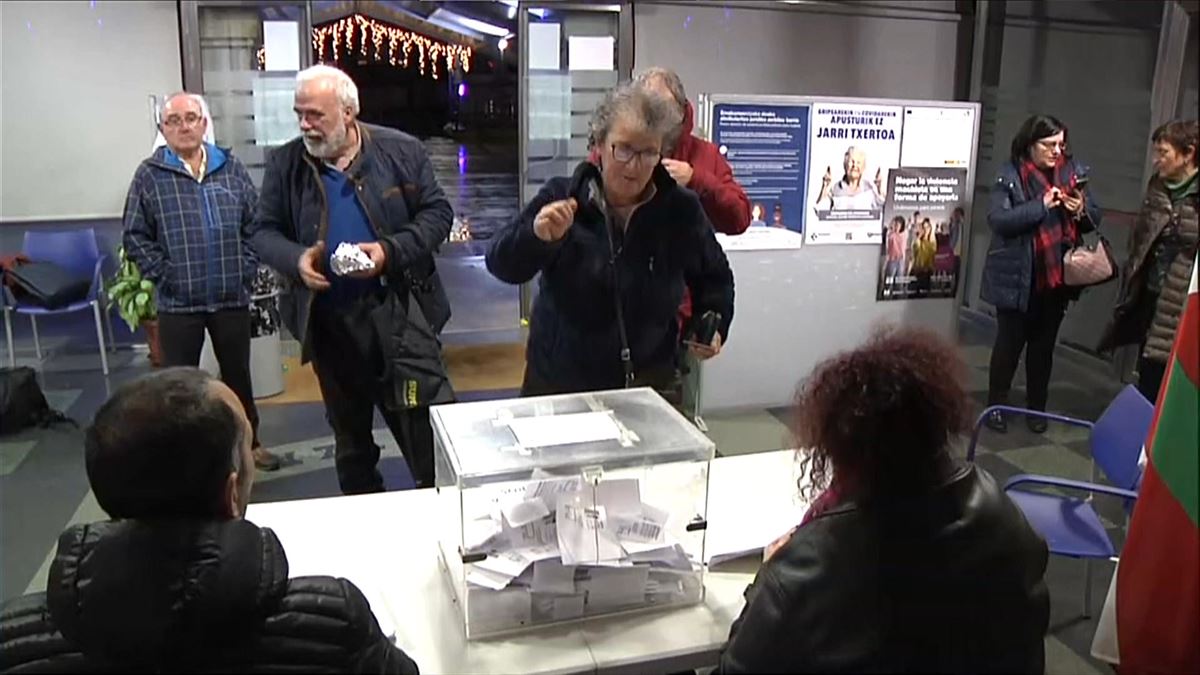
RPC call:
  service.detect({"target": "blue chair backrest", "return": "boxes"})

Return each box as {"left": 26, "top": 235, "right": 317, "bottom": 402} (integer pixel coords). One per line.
{"left": 1091, "top": 385, "right": 1155, "bottom": 490}
{"left": 22, "top": 228, "right": 101, "bottom": 284}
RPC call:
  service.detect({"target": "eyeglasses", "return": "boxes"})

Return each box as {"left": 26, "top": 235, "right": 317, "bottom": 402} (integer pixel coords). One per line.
{"left": 1036, "top": 139, "right": 1067, "bottom": 152}
{"left": 163, "top": 113, "right": 203, "bottom": 128}
{"left": 611, "top": 143, "right": 661, "bottom": 166}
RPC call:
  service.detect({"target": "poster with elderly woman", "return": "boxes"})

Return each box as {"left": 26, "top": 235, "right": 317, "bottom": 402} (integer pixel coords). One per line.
{"left": 806, "top": 103, "right": 903, "bottom": 245}
{"left": 877, "top": 167, "right": 969, "bottom": 300}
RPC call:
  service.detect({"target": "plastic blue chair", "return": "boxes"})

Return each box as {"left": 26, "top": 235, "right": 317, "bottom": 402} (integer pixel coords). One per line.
{"left": 965, "top": 385, "right": 1155, "bottom": 617}
{"left": 3, "top": 229, "right": 114, "bottom": 375}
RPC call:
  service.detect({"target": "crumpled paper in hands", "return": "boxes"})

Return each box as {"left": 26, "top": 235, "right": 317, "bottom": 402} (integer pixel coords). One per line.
{"left": 330, "top": 242, "right": 376, "bottom": 276}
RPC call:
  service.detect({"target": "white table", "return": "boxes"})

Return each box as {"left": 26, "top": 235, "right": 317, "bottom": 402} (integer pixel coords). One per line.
{"left": 247, "top": 449, "right": 807, "bottom": 675}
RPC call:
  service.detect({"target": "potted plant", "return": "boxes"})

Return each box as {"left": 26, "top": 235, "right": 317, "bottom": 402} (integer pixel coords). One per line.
{"left": 107, "top": 247, "right": 163, "bottom": 366}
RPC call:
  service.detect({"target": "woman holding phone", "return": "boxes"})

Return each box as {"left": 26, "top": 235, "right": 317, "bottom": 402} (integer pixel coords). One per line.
{"left": 980, "top": 115, "right": 1102, "bottom": 433}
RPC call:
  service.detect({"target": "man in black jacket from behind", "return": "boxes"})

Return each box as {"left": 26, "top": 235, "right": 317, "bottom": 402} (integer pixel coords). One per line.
{"left": 0, "top": 368, "right": 418, "bottom": 674}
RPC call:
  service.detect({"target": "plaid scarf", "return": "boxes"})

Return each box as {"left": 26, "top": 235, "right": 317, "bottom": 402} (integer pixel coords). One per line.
{"left": 1019, "top": 158, "right": 1079, "bottom": 291}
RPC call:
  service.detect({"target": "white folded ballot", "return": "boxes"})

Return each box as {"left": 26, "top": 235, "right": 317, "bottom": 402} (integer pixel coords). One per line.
{"left": 330, "top": 242, "right": 376, "bottom": 276}
{"left": 462, "top": 475, "right": 701, "bottom": 616}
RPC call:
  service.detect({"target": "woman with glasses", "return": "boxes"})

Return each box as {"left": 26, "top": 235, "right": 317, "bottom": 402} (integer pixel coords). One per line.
{"left": 487, "top": 83, "right": 734, "bottom": 397}
{"left": 980, "top": 114, "right": 1102, "bottom": 433}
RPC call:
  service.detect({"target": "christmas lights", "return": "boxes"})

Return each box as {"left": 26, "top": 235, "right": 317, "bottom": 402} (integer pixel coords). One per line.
{"left": 313, "top": 14, "right": 472, "bottom": 79}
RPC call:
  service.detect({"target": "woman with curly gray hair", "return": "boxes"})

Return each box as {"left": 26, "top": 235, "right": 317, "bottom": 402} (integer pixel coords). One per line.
{"left": 487, "top": 82, "right": 735, "bottom": 397}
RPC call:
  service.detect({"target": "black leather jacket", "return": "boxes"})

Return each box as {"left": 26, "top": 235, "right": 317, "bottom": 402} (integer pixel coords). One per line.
{"left": 719, "top": 465, "right": 1049, "bottom": 674}
{"left": 0, "top": 519, "right": 418, "bottom": 674}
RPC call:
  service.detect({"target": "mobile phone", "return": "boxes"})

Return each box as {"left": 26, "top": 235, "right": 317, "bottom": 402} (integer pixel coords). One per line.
{"left": 686, "top": 311, "right": 721, "bottom": 347}
{"left": 1073, "top": 176, "right": 1089, "bottom": 193}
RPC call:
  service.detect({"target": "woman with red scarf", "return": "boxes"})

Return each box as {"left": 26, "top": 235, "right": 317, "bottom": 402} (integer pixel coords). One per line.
{"left": 980, "top": 115, "right": 1102, "bottom": 433}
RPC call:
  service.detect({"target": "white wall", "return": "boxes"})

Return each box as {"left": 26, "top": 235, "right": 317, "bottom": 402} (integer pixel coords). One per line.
{"left": 0, "top": 1, "right": 182, "bottom": 221}
{"left": 634, "top": 3, "right": 964, "bottom": 402}
{"left": 634, "top": 3, "right": 959, "bottom": 111}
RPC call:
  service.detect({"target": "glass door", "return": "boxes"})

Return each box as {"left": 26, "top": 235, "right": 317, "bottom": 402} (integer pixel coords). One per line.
{"left": 518, "top": 2, "right": 631, "bottom": 323}
{"left": 180, "top": 0, "right": 312, "bottom": 187}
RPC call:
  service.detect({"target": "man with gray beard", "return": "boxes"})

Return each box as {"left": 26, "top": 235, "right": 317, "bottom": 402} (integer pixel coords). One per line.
{"left": 251, "top": 65, "right": 454, "bottom": 494}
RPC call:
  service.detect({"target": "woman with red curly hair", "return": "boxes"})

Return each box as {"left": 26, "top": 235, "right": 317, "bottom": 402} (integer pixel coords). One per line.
{"left": 718, "top": 327, "right": 1050, "bottom": 674}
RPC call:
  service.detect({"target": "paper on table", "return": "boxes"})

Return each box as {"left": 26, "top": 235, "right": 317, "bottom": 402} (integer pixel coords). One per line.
{"left": 507, "top": 411, "right": 620, "bottom": 448}
{"left": 503, "top": 498, "right": 551, "bottom": 528}
{"left": 705, "top": 450, "right": 811, "bottom": 565}
{"left": 532, "top": 560, "right": 576, "bottom": 594}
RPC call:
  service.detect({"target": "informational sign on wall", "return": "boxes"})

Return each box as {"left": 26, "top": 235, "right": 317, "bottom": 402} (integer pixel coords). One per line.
{"left": 877, "top": 167, "right": 969, "bottom": 301}
{"left": 712, "top": 103, "right": 809, "bottom": 234}
{"left": 805, "top": 102, "right": 903, "bottom": 246}
{"left": 900, "top": 107, "right": 976, "bottom": 168}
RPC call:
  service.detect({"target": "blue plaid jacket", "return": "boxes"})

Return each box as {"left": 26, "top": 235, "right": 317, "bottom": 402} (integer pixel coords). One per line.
{"left": 122, "top": 144, "right": 259, "bottom": 313}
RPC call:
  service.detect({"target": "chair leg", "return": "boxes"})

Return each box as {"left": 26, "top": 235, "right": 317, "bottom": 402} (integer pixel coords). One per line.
{"left": 30, "top": 315, "right": 42, "bottom": 361}
{"left": 101, "top": 298, "right": 115, "bottom": 352}
{"left": 4, "top": 308, "right": 13, "bottom": 368}
{"left": 92, "top": 301, "right": 110, "bottom": 376}
{"left": 1082, "top": 558, "right": 1094, "bottom": 618}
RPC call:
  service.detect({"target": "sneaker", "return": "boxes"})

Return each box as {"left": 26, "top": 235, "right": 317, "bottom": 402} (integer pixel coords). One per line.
{"left": 253, "top": 446, "right": 281, "bottom": 471}
{"left": 984, "top": 409, "right": 1007, "bottom": 433}
{"left": 1026, "top": 416, "right": 1048, "bottom": 434}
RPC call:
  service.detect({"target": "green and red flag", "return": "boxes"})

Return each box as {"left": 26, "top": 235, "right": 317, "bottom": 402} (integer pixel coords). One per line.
{"left": 1116, "top": 254, "right": 1200, "bottom": 675}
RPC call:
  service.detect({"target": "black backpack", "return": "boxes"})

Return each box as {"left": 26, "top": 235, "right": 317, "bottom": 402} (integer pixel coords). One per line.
{"left": 0, "top": 367, "right": 75, "bottom": 435}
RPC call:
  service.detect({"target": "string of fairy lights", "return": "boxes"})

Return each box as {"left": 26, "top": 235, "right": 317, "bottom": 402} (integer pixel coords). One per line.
{"left": 312, "top": 14, "right": 473, "bottom": 80}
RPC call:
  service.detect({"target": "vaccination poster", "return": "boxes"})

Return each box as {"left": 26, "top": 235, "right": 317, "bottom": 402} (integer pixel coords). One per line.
{"left": 712, "top": 103, "right": 809, "bottom": 234}
{"left": 877, "top": 167, "right": 969, "bottom": 301}
{"left": 805, "top": 103, "right": 902, "bottom": 245}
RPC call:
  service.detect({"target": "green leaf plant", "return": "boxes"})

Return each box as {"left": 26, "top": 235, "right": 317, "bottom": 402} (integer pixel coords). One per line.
{"left": 106, "top": 247, "right": 158, "bottom": 332}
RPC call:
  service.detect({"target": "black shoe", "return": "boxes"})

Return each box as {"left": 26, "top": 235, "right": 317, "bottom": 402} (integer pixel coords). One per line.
{"left": 984, "top": 410, "right": 1007, "bottom": 433}
{"left": 1026, "top": 416, "right": 1048, "bottom": 434}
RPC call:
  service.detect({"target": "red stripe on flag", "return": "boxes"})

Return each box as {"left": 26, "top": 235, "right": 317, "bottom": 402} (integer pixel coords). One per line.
{"left": 1175, "top": 291, "right": 1198, "bottom": 386}
{"left": 1117, "top": 463, "right": 1200, "bottom": 675}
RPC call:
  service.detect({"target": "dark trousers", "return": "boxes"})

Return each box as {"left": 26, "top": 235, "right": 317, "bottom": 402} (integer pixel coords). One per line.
{"left": 158, "top": 308, "right": 260, "bottom": 446}
{"left": 988, "top": 290, "right": 1069, "bottom": 412}
{"left": 310, "top": 298, "right": 435, "bottom": 494}
{"left": 1136, "top": 355, "right": 1167, "bottom": 404}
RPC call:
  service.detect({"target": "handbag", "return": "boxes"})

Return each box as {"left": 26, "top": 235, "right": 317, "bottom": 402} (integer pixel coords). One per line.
{"left": 6, "top": 261, "right": 91, "bottom": 309}
{"left": 1063, "top": 213, "right": 1118, "bottom": 287}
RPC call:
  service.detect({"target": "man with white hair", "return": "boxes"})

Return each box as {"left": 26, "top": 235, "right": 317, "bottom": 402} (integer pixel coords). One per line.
{"left": 123, "top": 92, "right": 280, "bottom": 471}
{"left": 252, "top": 65, "right": 454, "bottom": 494}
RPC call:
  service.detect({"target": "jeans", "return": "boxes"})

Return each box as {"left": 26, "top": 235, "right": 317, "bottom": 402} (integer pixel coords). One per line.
{"left": 987, "top": 290, "right": 1069, "bottom": 412}
{"left": 310, "top": 295, "right": 435, "bottom": 493}
{"left": 158, "top": 308, "right": 260, "bottom": 447}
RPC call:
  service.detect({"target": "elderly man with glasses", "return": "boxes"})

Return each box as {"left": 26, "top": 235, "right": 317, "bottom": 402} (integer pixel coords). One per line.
{"left": 123, "top": 91, "right": 280, "bottom": 471}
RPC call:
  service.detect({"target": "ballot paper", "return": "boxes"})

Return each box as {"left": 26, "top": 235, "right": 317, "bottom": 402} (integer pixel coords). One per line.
{"left": 523, "top": 476, "right": 582, "bottom": 511}
{"left": 502, "top": 498, "right": 551, "bottom": 528}
{"left": 466, "top": 566, "right": 514, "bottom": 591}
{"left": 476, "top": 549, "right": 535, "bottom": 579}
{"left": 504, "top": 513, "right": 558, "bottom": 549}
{"left": 468, "top": 586, "right": 532, "bottom": 631}
{"left": 595, "top": 478, "right": 642, "bottom": 516}
{"left": 612, "top": 503, "right": 669, "bottom": 544}
{"left": 581, "top": 566, "right": 649, "bottom": 611}
{"left": 507, "top": 411, "right": 621, "bottom": 448}
{"left": 464, "top": 517, "right": 505, "bottom": 553}
{"left": 532, "top": 560, "right": 577, "bottom": 594}
{"left": 557, "top": 496, "right": 624, "bottom": 564}
{"left": 551, "top": 594, "right": 586, "bottom": 620}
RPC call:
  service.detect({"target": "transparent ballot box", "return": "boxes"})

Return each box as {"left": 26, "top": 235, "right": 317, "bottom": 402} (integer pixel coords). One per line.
{"left": 432, "top": 388, "right": 715, "bottom": 639}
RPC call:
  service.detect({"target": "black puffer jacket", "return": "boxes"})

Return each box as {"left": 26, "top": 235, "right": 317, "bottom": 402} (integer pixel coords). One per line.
{"left": 0, "top": 519, "right": 418, "bottom": 674}
{"left": 718, "top": 465, "right": 1049, "bottom": 674}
